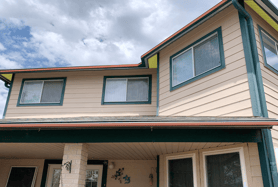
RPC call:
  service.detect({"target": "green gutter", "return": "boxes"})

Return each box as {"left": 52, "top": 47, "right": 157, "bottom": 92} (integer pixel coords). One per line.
{"left": 2, "top": 74, "right": 14, "bottom": 119}
{"left": 232, "top": 0, "right": 278, "bottom": 186}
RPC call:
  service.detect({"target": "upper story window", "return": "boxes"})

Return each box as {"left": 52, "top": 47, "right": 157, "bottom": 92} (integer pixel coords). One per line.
{"left": 102, "top": 75, "right": 152, "bottom": 105}
{"left": 170, "top": 27, "right": 225, "bottom": 91}
{"left": 259, "top": 26, "right": 278, "bottom": 74}
{"left": 18, "top": 78, "right": 66, "bottom": 106}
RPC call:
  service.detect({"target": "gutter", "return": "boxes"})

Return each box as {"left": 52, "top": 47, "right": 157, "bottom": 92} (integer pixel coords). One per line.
{"left": 0, "top": 121, "right": 276, "bottom": 129}
{"left": 232, "top": 0, "right": 278, "bottom": 186}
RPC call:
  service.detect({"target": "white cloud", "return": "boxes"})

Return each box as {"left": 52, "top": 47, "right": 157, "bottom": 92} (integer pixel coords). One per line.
{"left": 0, "top": 55, "right": 22, "bottom": 69}
{"left": 0, "top": 43, "right": 6, "bottom": 51}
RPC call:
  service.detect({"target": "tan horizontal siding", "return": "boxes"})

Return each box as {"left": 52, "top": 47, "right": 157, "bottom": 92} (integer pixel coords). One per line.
{"left": 5, "top": 69, "right": 157, "bottom": 118}
{"left": 247, "top": 5, "right": 278, "bottom": 145}
{"left": 158, "top": 5, "right": 253, "bottom": 117}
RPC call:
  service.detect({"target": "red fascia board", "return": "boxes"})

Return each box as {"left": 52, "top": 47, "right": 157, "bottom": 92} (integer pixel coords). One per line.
{"left": 141, "top": 0, "right": 228, "bottom": 58}
{"left": 0, "top": 63, "right": 140, "bottom": 74}
{"left": 0, "top": 121, "right": 276, "bottom": 128}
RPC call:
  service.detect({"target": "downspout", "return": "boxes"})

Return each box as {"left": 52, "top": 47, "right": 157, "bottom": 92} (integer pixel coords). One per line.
{"left": 232, "top": 0, "right": 278, "bottom": 186}
{"left": 157, "top": 53, "right": 160, "bottom": 116}
{"left": 3, "top": 74, "right": 14, "bottom": 119}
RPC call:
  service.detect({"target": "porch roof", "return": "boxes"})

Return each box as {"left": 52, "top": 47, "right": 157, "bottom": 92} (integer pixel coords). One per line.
{"left": 0, "top": 116, "right": 277, "bottom": 129}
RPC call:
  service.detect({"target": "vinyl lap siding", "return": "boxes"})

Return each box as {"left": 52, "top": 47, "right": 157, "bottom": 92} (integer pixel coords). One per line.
{"left": 5, "top": 69, "right": 157, "bottom": 118}
{"left": 159, "top": 5, "right": 253, "bottom": 117}
{"left": 247, "top": 5, "right": 278, "bottom": 145}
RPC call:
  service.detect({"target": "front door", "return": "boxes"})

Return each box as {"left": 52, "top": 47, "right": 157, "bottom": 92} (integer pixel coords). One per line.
{"left": 46, "top": 164, "right": 103, "bottom": 187}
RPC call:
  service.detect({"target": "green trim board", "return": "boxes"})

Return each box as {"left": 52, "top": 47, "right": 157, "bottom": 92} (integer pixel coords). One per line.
{"left": 169, "top": 27, "right": 225, "bottom": 91}
{"left": 17, "top": 77, "right": 67, "bottom": 107}
{"left": 258, "top": 25, "right": 278, "bottom": 75}
{"left": 156, "top": 53, "right": 160, "bottom": 116}
{"left": 2, "top": 74, "right": 14, "bottom": 119}
{"left": 0, "top": 129, "right": 262, "bottom": 143}
{"left": 40, "top": 160, "right": 108, "bottom": 187}
{"left": 101, "top": 75, "right": 152, "bottom": 105}
{"left": 157, "top": 155, "right": 159, "bottom": 187}
{"left": 238, "top": 12, "right": 263, "bottom": 116}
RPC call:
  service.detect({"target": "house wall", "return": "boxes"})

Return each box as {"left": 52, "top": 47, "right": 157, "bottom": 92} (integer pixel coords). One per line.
{"left": 0, "top": 159, "right": 45, "bottom": 187}
{"left": 106, "top": 160, "right": 157, "bottom": 187}
{"left": 158, "top": 143, "right": 263, "bottom": 187}
{"left": 5, "top": 69, "right": 157, "bottom": 118}
{"left": 158, "top": 5, "right": 253, "bottom": 117}
{"left": 246, "top": 5, "right": 278, "bottom": 146}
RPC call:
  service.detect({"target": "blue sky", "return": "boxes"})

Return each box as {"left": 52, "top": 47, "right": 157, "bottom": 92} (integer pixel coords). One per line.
{"left": 0, "top": 0, "right": 277, "bottom": 117}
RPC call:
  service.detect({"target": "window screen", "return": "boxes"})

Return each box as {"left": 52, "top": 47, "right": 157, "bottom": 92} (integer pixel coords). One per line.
{"left": 206, "top": 152, "right": 243, "bottom": 187}
{"left": 6, "top": 167, "right": 36, "bottom": 187}
{"left": 171, "top": 33, "right": 221, "bottom": 88}
{"left": 262, "top": 32, "right": 278, "bottom": 71}
{"left": 104, "top": 77, "right": 149, "bottom": 103}
{"left": 168, "top": 158, "right": 194, "bottom": 187}
{"left": 51, "top": 169, "right": 61, "bottom": 187}
{"left": 20, "top": 79, "right": 65, "bottom": 105}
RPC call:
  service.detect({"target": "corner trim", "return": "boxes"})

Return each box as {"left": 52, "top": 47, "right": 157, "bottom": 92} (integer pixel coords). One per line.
{"left": 101, "top": 75, "right": 152, "bottom": 105}
{"left": 16, "top": 77, "right": 67, "bottom": 107}
{"left": 169, "top": 27, "right": 225, "bottom": 91}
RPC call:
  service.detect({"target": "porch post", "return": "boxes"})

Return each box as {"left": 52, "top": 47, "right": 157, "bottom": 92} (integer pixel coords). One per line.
{"left": 59, "top": 143, "right": 88, "bottom": 187}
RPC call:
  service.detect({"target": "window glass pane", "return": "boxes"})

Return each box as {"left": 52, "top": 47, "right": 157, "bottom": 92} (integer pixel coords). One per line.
{"left": 262, "top": 33, "right": 278, "bottom": 71}
{"left": 104, "top": 79, "right": 127, "bottom": 102}
{"left": 194, "top": 35, "right": 221, "bottom": 76}
{"left": 6, "top": 167, "right": 36, "bottom": 187}
{"left": 86, "top": 169, "right": 99, "bottom": 187}
{"left": 172, "top": 49, "right": 193, "bottom": 86}
{"left": 41, "top": 80, "right": 64, "bottom": 103}
{"left": 20, "top": 81, "right": 43, "bottom": 103}
{"left": 206, "top": 152, "right": 243, "bottom": 187}
{"left": 51, "top": 169, "right": 61, "bottom": 187}
{"left": 127, "top": 78, "right": 148, "bottom": 101}
{"left": 168, "top": 158, "right": 194, "bottom": 187}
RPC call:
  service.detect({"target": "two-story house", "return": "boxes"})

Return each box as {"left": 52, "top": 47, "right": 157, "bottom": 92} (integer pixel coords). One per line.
{"left": 0, "top": 0, "right": 277, "bottom": 187}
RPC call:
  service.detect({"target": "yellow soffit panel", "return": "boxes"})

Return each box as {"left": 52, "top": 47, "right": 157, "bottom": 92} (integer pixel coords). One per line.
{"left": 2, "top": 74, "right": 12, "bottom": 81}
{"left": 246, "top": 0, "right": 278, "bottom": 31}
{"left": 148, "top": 54, "right": 157, "bottom": 69}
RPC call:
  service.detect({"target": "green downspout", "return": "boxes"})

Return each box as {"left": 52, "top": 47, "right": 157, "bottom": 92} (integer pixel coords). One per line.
{"left": 232, "top": 0, "right": 278, "bottom": 186}
{"left": 3, "top": 74, "right": 14, "bottom": 119}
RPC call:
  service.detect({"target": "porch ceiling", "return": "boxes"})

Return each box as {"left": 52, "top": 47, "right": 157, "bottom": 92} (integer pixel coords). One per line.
{"left": 0, "top": 142, "right": 238, "bottom": 160}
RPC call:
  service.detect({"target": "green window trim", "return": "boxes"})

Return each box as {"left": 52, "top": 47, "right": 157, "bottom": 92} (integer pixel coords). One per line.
{"left": 258, "top": 25, "right": 278, "bottom": 75}
{"left": 17, "top": 77, "right": 67, "bottom": 107}
{"left": 101, "top": 75, "right": 152, "bottom": 105}
{"left": 169, "top": 27, "right": 225, "bottom": 91}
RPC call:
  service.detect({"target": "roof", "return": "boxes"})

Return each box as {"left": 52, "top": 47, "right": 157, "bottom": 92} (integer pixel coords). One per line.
{"left": 0, "top": 116, "right": 277, "bottom": 129}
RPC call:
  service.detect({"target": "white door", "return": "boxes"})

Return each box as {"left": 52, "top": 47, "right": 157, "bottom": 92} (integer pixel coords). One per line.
{"left": 46, "top": 164, "right": 103, "bottom": 187}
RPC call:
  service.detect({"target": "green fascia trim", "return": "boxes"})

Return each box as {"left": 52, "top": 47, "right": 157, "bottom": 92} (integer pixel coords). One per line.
{"left": 258, "top": 25, "right": 278, "bottom": 75}
{"left": 2, "top": 74, "right": 14, "bottom": 119}
{"left": 140, "top": 0, "right": 232, "bottom": 64}
{"left": 41, "top": 159, "right": 62, "bottom": 187}
{"left": 40, "top": 160, "right": 108, "bottom": 187}
{"left": 261, "top": 0, "right": 278, "bottom": 16}
{"left": 254, "top": 0, "right": 278, "bottom": 26}
{"left": 16, "top": 77, "right": 67, "bottom": 107}
{"left": 0, "top": 129, "right": 262, "bottom": 143}
{"left": 157, "top": 155, "right": 159, "bottom": 187}
{"left": 101, "top": 75, "right": 152, "bottom": 105}
{"left": 156, "top": 53, "right": 160, "bottom": 116}
{"left": 238, "top": 13, "right": 263, "bottom": 116}
{"left": 0, "top": 74, "right": 11, "bottom": 84}
{"left": 169, "top": 27, "right": 225, "bottom": 91}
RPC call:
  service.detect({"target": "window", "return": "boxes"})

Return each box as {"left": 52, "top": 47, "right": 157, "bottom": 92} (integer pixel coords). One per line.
{"left": 202, "top": 148, "right": 248, "bottom": 187}
{"left": 18, "top": 78, "right": 66, "bottom": 106}
{"left": 102, "top": 75, "right": 152, "bottom": 104}
{"left": 259, "top": 27, "right": 278, "bottom": 74}
{"left": 170, "top": 27, "right": 225, "bottom": 91}
{"left": 6, "top": 167, "right": 37, "bottom": 187}
{"left": 166, "top": 153, "right": 198, "bottom": 187}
